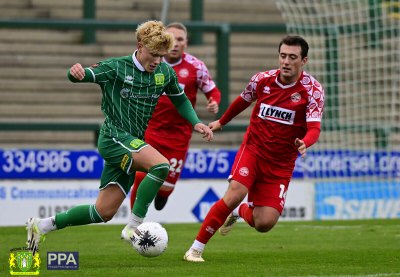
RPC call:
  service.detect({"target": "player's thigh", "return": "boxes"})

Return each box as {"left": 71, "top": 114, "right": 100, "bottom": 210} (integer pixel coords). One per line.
{"left": 98, "top": 134, "right": 147, "bottom": 174}
{"left": 247, "top": 153, "right": 290, "bottom": 214}
{"left": 100, "top": 161, "right": 135, "bottom": 196}
{"left": 229, "top": 144, "right": 258, "bottom": 189}
{"left": 226, "top": 144, "right": 257, "bottom": 207}
{"left": 97, "top": 134, "right": 149, "bottom": 194}
{"left": 98, "top": 133, "right": 167, "bottom": 172}
{"left": 248, "top": 177, "right": 290, "bottom": 215}
{"left": 131, "top": 145, "right": 168, "bottom": 172}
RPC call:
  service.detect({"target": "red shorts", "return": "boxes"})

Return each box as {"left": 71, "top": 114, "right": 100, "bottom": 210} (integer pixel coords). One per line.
{"left": 229, "top": 144, "right": 292, "bottom": 214}
{"left": 145, "top": 135, "right": 189, "bottom": 187}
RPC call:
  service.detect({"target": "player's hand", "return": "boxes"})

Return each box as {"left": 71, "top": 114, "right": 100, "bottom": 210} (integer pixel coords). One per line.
{"left": 206, "top": 97, "right": 219, "bottom": 114}
{"left": 295, "top": 138, "right": 307, "bottom": 158}
{"left": 69, "top": 63, "right": 85, "bottom": 80}
{"left": 194, "top": 123, "right": 213, "bottom": 142}
{"left": 208, "top": 120, "right": 223, "bottom": 131}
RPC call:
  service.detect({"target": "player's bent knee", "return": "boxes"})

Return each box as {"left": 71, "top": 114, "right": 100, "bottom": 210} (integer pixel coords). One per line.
{"left": 254, "top": 218, "right": 277, "bottom": 233}
{"left": 224, "top": 193, "right": 245, "bottom": 207}
{"left": 95, "top": 205, "right": 118, "bottom": 223}
{"left": 254, "top": 224, "right": 275, "bottom": 233}
{"left": 88, "top": 204, "right": 108, "bottom": 223}
{"left": 98, "top": 210, "right": 116, "bottom": 222}
{"left": 149, "top": 163, "right": 170, "bottom": 180}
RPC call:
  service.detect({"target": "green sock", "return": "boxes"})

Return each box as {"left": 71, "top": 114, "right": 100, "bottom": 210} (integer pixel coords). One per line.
{"left": 133, "top": 163, "right": 170, "bottom": 218}
{"left": 55, "top": 204, "right": 104, "bottom": 229}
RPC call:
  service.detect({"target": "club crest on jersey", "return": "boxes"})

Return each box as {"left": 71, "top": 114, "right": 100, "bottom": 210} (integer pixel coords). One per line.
{"left": 239, "top": 167, "right": 249, "bottom": 177}
{"left": 290, "top": 92, "right": 301, "bottom": 102}
{"left": 178, "top": 68, "right": 189, "bottom": 78}
{"left": 154, "top": 73, "right": 165, "bottom": 86}
{"left": 258, "top": 103, "right": 295, "bottom": 125}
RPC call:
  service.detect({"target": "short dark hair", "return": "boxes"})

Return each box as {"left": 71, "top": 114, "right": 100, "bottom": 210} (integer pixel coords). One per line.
{"left": 278, "top": 35, "right": 309, "bottom": 58}
{"left": 166, "top": 22, "right": 187, "bottom": 35}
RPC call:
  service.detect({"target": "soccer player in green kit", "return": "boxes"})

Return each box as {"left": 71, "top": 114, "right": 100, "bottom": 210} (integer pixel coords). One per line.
{"left": 26, "top": 20, "right": 213, "bottom": 254}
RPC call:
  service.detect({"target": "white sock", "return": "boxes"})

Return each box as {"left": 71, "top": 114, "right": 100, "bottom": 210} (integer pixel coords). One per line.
{"left": 191, "top": 240, "right": 205, "bottom": 252}
{"left": 38, "top": 216, "right": 57, "bottom": 234}
{"left": 127, "top": 213, "right": 143, "bottom": 229}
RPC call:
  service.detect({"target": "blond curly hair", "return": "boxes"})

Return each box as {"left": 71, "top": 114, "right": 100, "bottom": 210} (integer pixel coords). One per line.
{"left": 136, "top": 21, "right": 174, "bottom": 54}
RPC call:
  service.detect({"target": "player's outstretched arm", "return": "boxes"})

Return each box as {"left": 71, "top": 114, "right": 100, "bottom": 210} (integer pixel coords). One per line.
{"left": 194, "top": 123, "right": 213, "bottom": 142}
{"left": 218, "top": 96, "right": 252, "bottom": 126}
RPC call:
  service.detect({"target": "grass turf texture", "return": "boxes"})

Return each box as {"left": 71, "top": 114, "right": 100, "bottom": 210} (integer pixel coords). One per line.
{"left": 1, "top": 219, "right": 399, "bottom": 277}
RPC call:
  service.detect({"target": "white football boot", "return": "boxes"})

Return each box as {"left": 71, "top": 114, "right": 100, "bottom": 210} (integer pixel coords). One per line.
{"left": 121, "top": 224, "right": 136, "bottom": 244}
{"left": 183, "top": 248, "right": 205, "bottom": 262}
{"left": 219, "top": 213, "right": 239, "bottom": 236}
{"left": 26, "top": 218, "right": 46, "bottom": 255}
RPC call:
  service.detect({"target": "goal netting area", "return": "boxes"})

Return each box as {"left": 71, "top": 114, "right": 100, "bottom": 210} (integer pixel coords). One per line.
{"left": 276, "top": 0, "right": 399, "bottom": 219}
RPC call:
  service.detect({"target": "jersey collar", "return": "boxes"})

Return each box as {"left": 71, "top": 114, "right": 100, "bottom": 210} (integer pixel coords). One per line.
{"left": 162, "top": 53, "right": 184, "bottom": 67}
{"left": 275, "top": 70, "right": 303, "bottom": 89}
{"left": 132, "top": 50, "right": 146, "bottom": 72}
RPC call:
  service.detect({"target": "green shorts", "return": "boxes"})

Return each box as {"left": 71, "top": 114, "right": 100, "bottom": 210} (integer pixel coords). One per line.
{"left": 97, "top": 133, "right": 148, "bottom": 195}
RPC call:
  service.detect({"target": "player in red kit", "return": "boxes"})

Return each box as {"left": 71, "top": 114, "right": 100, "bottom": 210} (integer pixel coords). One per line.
{"left": 184, "top": 35, "right": 324, "bottom": 262}
{"left": 129, "top": 22, "right": 221, "bottom": 211}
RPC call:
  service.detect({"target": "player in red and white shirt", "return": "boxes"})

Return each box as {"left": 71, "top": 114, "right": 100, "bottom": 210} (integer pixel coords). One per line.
{"left": 184, "top": 35, "right": 324, "bottom": 262}
{"left": 129, "top": 22, "right": 221, "bottom": 211}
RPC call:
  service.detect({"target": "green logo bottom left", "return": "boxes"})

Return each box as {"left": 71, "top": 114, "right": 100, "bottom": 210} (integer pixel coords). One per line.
{"left": 9, "top": 247, "right": 40, "bottom": 276}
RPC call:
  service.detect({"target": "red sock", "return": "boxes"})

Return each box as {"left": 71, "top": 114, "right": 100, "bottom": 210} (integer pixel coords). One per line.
{"left": 157, "top": 188, "right": 173, "bottom": 198}
{"left": 239, "top": 203, "right": 255, "bottom": 227}
{"left": 195, "top": 199, "right": 232, "bottom": 244}
{"left": 130, "top": 172, "right": 146, "bottom": 209}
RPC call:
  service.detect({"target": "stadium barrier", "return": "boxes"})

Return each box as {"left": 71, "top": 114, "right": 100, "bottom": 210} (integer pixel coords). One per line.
{"left": 0, "top": 19, "right": 286, "bottom": 145}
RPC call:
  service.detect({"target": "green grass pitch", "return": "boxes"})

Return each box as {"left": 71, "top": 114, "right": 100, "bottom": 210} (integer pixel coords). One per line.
{"left": 1, "top": 219, "right": 399, "bottom": 276}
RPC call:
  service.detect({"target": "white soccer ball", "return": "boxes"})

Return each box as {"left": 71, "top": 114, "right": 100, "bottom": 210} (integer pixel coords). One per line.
{"left": 131, "top": 222, "right": 168, "bottom": 257}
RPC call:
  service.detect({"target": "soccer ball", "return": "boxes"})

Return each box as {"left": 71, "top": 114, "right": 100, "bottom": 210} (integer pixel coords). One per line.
{"left": 131, "top": 222, "right": 168, "bottom": 257}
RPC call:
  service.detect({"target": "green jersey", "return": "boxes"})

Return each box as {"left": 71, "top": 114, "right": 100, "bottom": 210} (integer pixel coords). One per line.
{"left": 76, "top": 53, "right": 183, "bottom": 139}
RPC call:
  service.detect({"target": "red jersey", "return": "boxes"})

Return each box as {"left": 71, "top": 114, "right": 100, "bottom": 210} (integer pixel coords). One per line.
{"left": 145, "top": 53, "right": 218, "bottom": 149}
{"left": 241, "top": 69, "right": 324, "bottom": 169}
